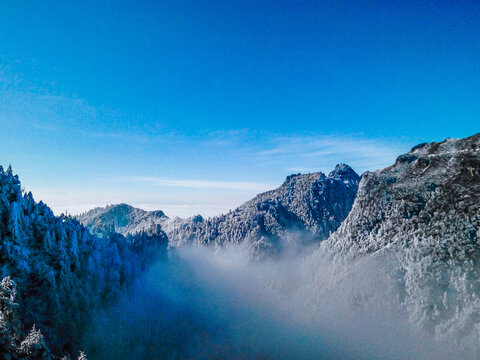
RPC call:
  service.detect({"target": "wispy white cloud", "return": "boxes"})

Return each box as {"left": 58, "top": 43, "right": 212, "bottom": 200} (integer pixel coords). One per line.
{"left": 286, "top": 167, "right": 322, "bottom": 173}
{"left": 122, "top": 176, "right": 276, "bottom": 192}
{"left": 31, "top": 186, "right": 260, "bottom": 218}
{"left": 258, "top": 134, "right": 410, "bottom": 173}
{"left": 0, "top": 73, "right": 157, "bottom": 143}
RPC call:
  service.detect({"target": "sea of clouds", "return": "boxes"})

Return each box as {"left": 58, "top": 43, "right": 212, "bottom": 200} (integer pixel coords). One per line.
{"left": 83, "top": 240, "right": 470, "bottom": 360}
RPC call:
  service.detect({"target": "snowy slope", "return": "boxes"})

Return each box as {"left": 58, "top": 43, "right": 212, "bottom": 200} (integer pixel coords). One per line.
{"left": 316, "top": 133, "right": 480, "bottom": 351}
{"left": 77, "top": 203, "right": 168, "bottom": 237}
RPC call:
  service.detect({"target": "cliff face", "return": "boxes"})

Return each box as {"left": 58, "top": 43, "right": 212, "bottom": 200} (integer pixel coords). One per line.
{"left": 320, "top": 133, "right": 480, "bottom": 345}
{"left": 326, "top": 133, "right": 480, "bottom": 257}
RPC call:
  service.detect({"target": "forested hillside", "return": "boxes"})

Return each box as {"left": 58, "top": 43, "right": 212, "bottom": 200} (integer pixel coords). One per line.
{"left": 0, "top": 166, "right": 167, "bottom": 359}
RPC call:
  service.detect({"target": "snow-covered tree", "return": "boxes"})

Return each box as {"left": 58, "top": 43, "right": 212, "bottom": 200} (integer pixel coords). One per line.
{"left": 18, "top": 325, "right": 51, "bottom": 359}
{"left": 0, "top": 166, "right": 167, "bottom": 358}
{"left": 0, "top": 276, "right": 21, "bottom": 358}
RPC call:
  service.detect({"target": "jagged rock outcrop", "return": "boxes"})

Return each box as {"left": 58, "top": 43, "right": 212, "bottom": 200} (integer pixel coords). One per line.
{"left": 320, "top": 133, "right": 480, "bottom": 350}
{"left": 165, "top": 164, "right": 360, "bottom": 257}
{"left": 326, "top": 133, "right": 480, "bottom": 257}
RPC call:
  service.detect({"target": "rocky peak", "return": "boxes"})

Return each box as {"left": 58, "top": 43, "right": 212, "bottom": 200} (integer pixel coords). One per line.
{"left": 328, "top": 163, "right": 360, "bottom": 182}
{"left": 165, "top": 165, "right": 360, "bottom": 257}
{"left": 327, "top": 133, "right": 480, "bottom": 258}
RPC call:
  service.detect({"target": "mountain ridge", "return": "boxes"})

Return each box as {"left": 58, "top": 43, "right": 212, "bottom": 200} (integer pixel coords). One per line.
{"left": 77, "top": 164, "right": 360, "bottom": 258}
{"left": 76, "top": 203, "right": 168, "bottom": 237}
{"left": 3, "top": 132, "right": 480, "bottom": 358}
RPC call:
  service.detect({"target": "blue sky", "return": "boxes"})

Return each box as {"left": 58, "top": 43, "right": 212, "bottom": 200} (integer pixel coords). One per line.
{"left": 0, "top": 1, "right": 479, "bottom": 217}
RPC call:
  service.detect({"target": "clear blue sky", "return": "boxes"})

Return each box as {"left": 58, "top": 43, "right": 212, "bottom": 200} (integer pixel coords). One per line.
{"left": 0, "top": 1, "right": 479, "bottom": 217}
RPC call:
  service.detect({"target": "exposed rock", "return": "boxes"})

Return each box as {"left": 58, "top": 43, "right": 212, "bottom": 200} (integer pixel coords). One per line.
{"left": 165, "top": 164, "right": 360, "bottom": 258}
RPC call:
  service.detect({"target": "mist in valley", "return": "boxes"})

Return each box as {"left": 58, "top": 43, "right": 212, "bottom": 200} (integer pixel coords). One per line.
{"left": 82, "top": 239, "right": 467, "bottom": 360}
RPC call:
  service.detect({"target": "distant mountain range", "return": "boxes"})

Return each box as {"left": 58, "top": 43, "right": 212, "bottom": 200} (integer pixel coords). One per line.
{"left": 76, "top": 203, "right": 168, "bottom": 238}
{"left": 77, "top": 164, "right": 360, "bottom": 258}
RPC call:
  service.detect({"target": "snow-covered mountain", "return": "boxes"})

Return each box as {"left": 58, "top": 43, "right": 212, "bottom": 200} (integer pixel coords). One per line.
{"left": 77, "top": 203, "right": 168, "bottom": 237}
{"left": 78, "top": 164, "right": 360, "bottom": 258}
{"left": 165, "top": 164, "right": 360, "bottom": 257}
{"left": 326, "top": 133, "right": 480, "bottom": 257}
{"left": 3, "top": 132, "right": 480, "bottom": 359}
{"left": 317, "top": 133, "right": 480, "bottom": 351}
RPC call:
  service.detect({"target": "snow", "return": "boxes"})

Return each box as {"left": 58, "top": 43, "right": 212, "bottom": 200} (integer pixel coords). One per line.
{"left": 0, "top": 166, "right": 168, "bottom": 359}
{"left": 2, "top": 132, "right": 480, "bottom": 358}
{"left": 315, "top": 132, "right": 480, "bottom": 353}
{"left": 78, "top": 164, "right": 360, "bottom": 259}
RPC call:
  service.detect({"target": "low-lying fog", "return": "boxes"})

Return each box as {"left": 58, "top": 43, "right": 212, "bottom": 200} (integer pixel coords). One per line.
{"left": 83, "top": 242, "right": 469, "bottom": 359}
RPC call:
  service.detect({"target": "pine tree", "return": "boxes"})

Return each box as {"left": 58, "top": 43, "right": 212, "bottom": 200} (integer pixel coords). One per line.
{"left": 19, "top": 324, "right": 52, "bottom": 359}
{"left": 0, "top": 276, "right": 22, "bottom": 357}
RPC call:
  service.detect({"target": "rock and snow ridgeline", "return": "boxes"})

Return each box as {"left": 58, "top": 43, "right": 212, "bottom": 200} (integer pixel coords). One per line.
{"left": 1, "top": 132, "right": 480, "bottom": 358}
{"left": 78, "top": 164, "right": 360, "bottom": 258}
{"left": 317, "top": 133, "right": 480, "bottom": 350}
{"left": 326, "top": 133, "right": 480, "bottom": 258}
